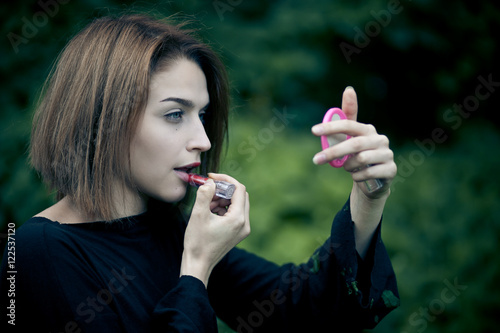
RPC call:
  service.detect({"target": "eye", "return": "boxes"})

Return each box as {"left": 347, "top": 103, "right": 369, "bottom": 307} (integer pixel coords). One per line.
{"left": 199, "top": 110, "right": 207, "bottom": 125}
{"left": 164, "top": 110, "right": 184, "bottom": 123}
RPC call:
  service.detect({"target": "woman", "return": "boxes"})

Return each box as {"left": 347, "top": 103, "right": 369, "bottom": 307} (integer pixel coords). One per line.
{"left": 1, "top": 14, "right": 399, "bottom": 332}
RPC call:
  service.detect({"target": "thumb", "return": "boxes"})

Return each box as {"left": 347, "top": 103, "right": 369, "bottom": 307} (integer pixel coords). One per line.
{"left": 341, "top": 86, "right": 358, "bottom": 121}
{"left": 192, "top": 180, "right": 216, "bottom": 213}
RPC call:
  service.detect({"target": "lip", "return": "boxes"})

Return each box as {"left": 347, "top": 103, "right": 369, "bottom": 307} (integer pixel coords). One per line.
{"left": 174, "top": 162, "right": 201, "bottom": 182}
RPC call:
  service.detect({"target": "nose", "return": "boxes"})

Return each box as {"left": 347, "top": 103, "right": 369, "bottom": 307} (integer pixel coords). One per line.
{"left": 187, "top": 117, "right": 211, "bottom": 153}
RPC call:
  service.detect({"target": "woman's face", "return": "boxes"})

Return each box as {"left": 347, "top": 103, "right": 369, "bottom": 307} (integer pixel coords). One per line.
{"left": 129, "top": 58, "right": 211, "bottom": 203}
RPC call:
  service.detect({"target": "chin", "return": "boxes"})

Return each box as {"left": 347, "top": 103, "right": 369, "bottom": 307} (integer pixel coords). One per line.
{"left": 151, "top": 186, "right": 188, "bottom": 204}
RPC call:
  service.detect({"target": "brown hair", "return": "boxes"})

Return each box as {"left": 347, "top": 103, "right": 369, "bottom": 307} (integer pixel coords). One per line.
{"left": 30, "top": 14, "right": 229, "bottom": 220}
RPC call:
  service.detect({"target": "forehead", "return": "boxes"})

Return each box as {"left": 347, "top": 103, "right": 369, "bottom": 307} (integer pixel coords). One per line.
{"left": 149, "top": 58, "right": 209, "bottom": 104}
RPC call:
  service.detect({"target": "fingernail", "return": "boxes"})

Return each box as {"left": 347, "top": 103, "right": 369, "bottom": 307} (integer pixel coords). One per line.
{"left": 312, "top": 125, "right": 323, "bottom": 135}
{"left": 345, "top": 86, "right": 354, "bottom": 91}
{"left": 313, "top": 153, "right": 326, "bottom": 165}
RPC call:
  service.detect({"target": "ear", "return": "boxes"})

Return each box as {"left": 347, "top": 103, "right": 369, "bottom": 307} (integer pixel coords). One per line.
{"left": 341, "top": 86, "right": 358, "bottom": 121}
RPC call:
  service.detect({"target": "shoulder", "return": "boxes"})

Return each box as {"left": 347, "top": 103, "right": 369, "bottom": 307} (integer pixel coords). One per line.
{"left": 33, "top": 197, "right": 89, "bottom": 223}
{"left": 1, "top": 217, "right": 65, "bottom": 300}
{"left": 13, "top": 217, "right": 66, "bottom": 262}
{"left": 2, "top": 218, "right": 82, "bottom": 329}
{"left": 11, "top": 215, "right": 94, "bottom": 276}
{"left": 15, "top": 216, "right": 65, "bottom": 242}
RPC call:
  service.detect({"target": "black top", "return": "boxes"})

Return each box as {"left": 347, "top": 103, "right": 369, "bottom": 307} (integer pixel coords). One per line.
{"left": 1, "top": 198, "right": 399, "bottom": 332}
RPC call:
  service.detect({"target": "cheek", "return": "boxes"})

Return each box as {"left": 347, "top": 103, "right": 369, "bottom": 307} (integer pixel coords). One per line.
{"left": 130, "top": 125, "right": 178, "bottom": 177}
{"left": 129, "top": 129, "right": 188, "bottom": 202}
{"left": 134, "top": 138, "right": 174, "bottom": 168}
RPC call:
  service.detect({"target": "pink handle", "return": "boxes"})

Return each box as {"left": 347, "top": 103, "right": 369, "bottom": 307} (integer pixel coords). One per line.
{"left": 321, "top": 108, "right": 350, "bottom": 168}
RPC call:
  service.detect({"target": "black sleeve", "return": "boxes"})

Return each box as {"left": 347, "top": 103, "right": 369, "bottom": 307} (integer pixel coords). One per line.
{"left": 207, "top": 197, "right": 400, "bottom": 332}
{"left": 151, "top": 275, "right": 218, "bottom": 333}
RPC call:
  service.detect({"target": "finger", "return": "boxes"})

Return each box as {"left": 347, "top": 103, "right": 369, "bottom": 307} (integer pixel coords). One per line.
{"left": 208, "top": 173, "right": 246, "bottom": 214}
{"left": 311, "top": 119, "right": 376, "bottom": 137}
{"left": 313, "top": 135, "right": 378, "bottom": 165}
{"left": 244, "top": 192, "right": 250, "bottom": 224}
{"left": 211, "top": 206, "right": 228, "bottom": 216}
{"left": 243, "top": 192, "right": 251, "bottom": 236}
{"left": 207, "top": 172, "right": 240, "bottom": 184}
{"left": 192, "top": 179, "right": 216, "bottom": 214}
{"left": 350, "top": 161, "right": 397, "bottom": 183}
{"left": 332, "top": 134, "right": 389, "bottom": 166}
{"left": 341, "top": 86, "right": 358, "bottom": 121}
{"left": 209, "top": 197, "right": 231, "bottom": 211}
{"left": 343, "top": 148, "right": 394, "bottom": 172}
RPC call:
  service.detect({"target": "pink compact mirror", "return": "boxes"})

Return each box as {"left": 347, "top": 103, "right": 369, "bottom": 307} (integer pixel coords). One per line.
{"left": 321, "top": 108, "right": 350, "bottom": 168}
{"left": 320, "top": 107, "right": 384, "bottom": 192}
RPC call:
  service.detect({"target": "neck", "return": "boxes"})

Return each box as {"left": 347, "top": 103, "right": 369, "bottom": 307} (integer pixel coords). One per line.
{"left": 109, "top": 182, "right": 148, "bottom": 220}
{"left": 47, "top": 184, "right": 147, "bottom": 224}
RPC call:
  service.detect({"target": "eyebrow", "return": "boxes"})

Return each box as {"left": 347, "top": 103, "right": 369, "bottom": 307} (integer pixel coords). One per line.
{"left": 159, "top": 97, "right": 209, "bottom": 111}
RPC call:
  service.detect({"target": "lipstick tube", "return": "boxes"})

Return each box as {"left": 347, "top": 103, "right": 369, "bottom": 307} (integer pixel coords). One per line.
{"left": 188, "top": 174, "right": 235, "bottom": 199}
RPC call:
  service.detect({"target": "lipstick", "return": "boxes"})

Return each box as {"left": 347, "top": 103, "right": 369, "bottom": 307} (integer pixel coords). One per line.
{"left": 188, "top": 174, "right": 235, "bottom": 199}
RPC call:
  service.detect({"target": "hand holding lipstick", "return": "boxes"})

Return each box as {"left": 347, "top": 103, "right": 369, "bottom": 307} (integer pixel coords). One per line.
{"left": 180, "top": 173, "right": 250, "bottom": 287}
{"left": 188, "top": 173, "right": 235, "bottom": 199}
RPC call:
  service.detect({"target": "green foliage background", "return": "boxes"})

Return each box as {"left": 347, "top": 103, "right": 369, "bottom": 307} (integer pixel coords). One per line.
{"left": 1, "top": 0, "right": 499, "bottom": 332}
